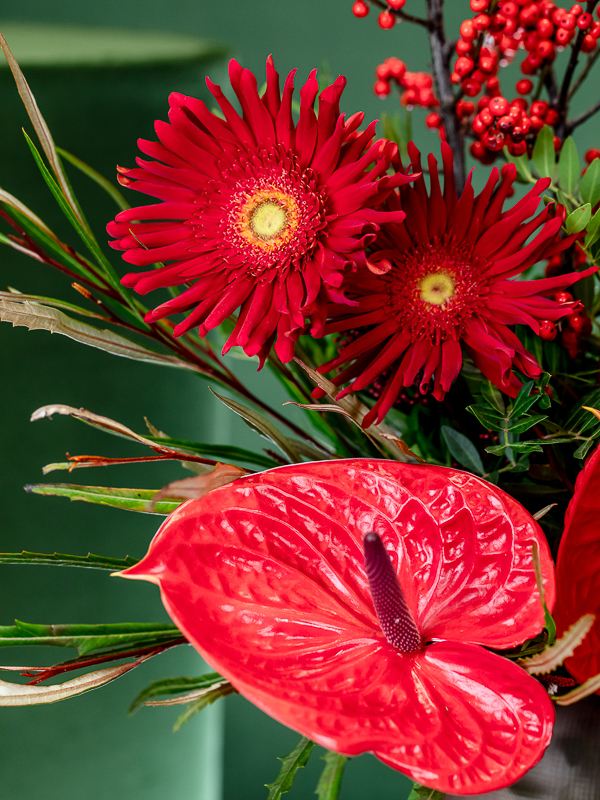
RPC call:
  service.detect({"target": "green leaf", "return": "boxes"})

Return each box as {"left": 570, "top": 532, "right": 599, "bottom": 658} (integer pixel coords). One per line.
{"left": 25, "top": 483, "right": 183, "bottom": 515}
{"left": 129, "top": 672, "right": 224, "bottom": 714}
{"left": 532, "top": 125, "right": 556, "bottom": 180}
{"left": 173, "top": 681, "right": 235, "bottom": 731}
{"left": 509, "top": 380, "right": 537, "bottom": 418}
{"left": 440, "top": 426, "right": 484, "bottom": 475}
{"left": 574, "top": 439, "right": 595, "bottom": 459}
{"left": 584, "top": 207, "right": 600, "bottom": 248}
{"left": 266, "top": 737, "right": 316, "bottom": 800}
{"left": 146, "top": 437, "right": 281, "bottom": 469}
{"left": 565, "top": 203, "right": 592, "bottom": 235}
{"left": 315, "top": 751, "right": 347, "bottom": 800}
{"left": 503, "top": 146, "right": 534, "bottom": 183}
{"left": 57, "top": 147, "right": 129, "bottom": 211}
{"left": 0, "top": 550, "right": 138, "bottom": 570}
{"left": 0, "top": 620, "right": 180, "bottom": 656}
{"left": 466, "top": 404, "right": 505, "bottom": 431}
{"left": 407, "top": 782, "right": 446, "bottom": 800}
{"left": 506, "top": 414, "right": 548, "bottom": 434}
{"left": 566, "top": 389, "right": 600, "bottom": 435}
{"left": 580, "top": 158, "right": 600, "bottom": 208}
{"left": 481, "top": 380, "right": 505, "bottom": 413}
{"left": 557, "top": 136, "right": 580, "bottom": 195}
{"left": 486, "top": 441, "right": 543, "bottom": 455}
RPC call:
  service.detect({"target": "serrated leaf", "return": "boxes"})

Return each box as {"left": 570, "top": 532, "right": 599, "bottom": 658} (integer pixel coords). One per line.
{"left": 580, "top": 158, "right": 600, "bottom": 207}
{"left": 440, "top": 426, "right": 484, "bottom": 475}
{"left": 557, "top": 136, "right": 580, "bottom": 195}
{"left": 266, "top": 737, "right": 316, "bottom": 800}
{"left": 172, "top": 681, "right": 235, "bottom": 731}
{"left": 532, "top": 125, "right": 556, "bottom": 179}
{"left": 555, "top": 672, "right": 600, "bottom": 705}
{"left": 0, "top": 652, "right": 153, "bottom": 706}
{"left": 407, "top": 783, "right": 446, "bottom": 800}
{"left": 315, "top": 751, "right": 347, "bottom": 800}
{"left": 129, "top": 672, "right": 225, "bottom": 714}
{"left": 521, "top": 614, "right": 595, "bottom": 675}
{"left": 0, "top": 550, "right": 139, "bottom": 570}
{"left": 0, "top": 298, "right": 194, "bottom": 369}
{"left": 25, "top": 484, "right": 183, "bottom": 515}
{"left": 565, "top": 203, "right": 592, "bottom": 235}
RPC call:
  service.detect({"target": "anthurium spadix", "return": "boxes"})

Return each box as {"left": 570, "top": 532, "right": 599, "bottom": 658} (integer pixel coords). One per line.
{"left": 121, "top": 460, "right": 555, "bottom": 795}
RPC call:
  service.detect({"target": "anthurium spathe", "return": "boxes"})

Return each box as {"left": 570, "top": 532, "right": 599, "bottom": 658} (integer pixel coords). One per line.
{"left": 555, "top": 441, "right": 600, "bottom": 685}
{"left": 122, "top": 459, "right": 555, "bottom": 795}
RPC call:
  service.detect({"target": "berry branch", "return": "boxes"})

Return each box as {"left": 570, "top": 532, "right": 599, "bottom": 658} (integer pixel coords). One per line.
{"left": 426, "top": 0, "right": 467, "bottom": 190}
{"left": 567, "top": 95, "right": 600, "bottom": 128}
{"left": 557, "top": 0, "right": 600, "bottom": 136}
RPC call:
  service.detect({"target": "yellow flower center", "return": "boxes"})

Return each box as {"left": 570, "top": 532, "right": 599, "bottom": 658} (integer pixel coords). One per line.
{"left": 419, "top": 272, "right": 455, "bottom": 307}
{"left": 237, "top": 189, "right": 299, "bottom": 250}
{"left": 250, "top": 201, "right": 287, "bottom": 240}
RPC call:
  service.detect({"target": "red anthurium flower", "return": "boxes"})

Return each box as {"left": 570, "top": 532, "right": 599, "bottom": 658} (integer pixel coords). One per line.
{"left": 555, "top": 443, "right": 600, "bottom": 684}
{"left": 315, "top": 142, "right": 595, "bottom": 426}
{"left": 107, "top": 57, "right": 413, "bottom": 365}
{"left": 123, "top": 460, "right": 555, "bottom": 795}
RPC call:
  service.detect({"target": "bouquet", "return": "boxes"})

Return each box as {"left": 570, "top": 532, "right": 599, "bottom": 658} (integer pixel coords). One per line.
{"left": 2, "top": 2, "right": 600, "bottom": 797}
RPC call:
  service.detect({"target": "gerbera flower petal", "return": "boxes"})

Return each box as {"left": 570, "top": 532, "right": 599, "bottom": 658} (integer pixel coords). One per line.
{"left": 109, "top": 58, "right": 407, "bottom": 363}
{"left": 318, "top": 143, "right": 596, "bottom": 421}
{"left": 121, "top": 460, "right": 555, "bottom": 795}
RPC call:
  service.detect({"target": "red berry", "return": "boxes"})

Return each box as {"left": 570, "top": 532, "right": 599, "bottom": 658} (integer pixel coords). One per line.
{"left": 577, "top": 12, "right": 593, "bottom": 29}
{"left": 516, "top": 78, "right": 534, "bottom": 94}
{"left": 455, "top": 56, "right": 475, "bottom": 76}
{"left": 520, "top": 6, "right": 540, "bottom": 25}
{"left": 562, "top": 328, "right": 579, "bottom": 347}
{"left": 569, "top": 313, "right": 588, "bottom": 333}
{"left": 425, "top": 112, "right": 442, "bottom": 128}
{"left": 556, "top": 12, "right": 576, "bottom": 30}
{"left": 480, "top": 107, "right": 494, "bottom": 125}
{"left": 509, "top": 140, "right": 528, "bottom": 155}
{"left": 457, "top": 99, "right": 475, "bottom": 118}
{"left": 462, "top": 79, "right": 482, "bottom": 97}
{"left": 520, "top": 58, "right": 537, "bottom": 75}
{"left": 483, "top": 129, "right": 506, "bottom": 150}
{"left": 529, "top": 114, "right": 545, "bottom": 131}
{"left": 470, "top": 140, "right": 487, "bottom": 159}
{"left": 553, "top": 291, "right": 573, "bottom": 303}
{"left": 489, "top": 96, "right": 510, "bottom": 116}
{"left": 581, "top": 34, "right": 597, "bottom": 51}
{"left": 478, "top": 95, "right": 491, "bottom": 109}
{"left": 511, "top": 126, "right": 526, "bottom": 142}
{"left": 451, "top": 71, "right": 462, "bottom": 84}
{"left": 591, "top": 21, "right": 600, "bottom": 37}
{"left": 388, "top": 0, "right": 406, "bottom": 8}
{"left": 456, "top": 39, "right": 473, "bottom": 55}
{"left": 536, "top": 18, "right": 554, "bottom": 37}
{"left": 570, "top": 4, "right": 583, "bottom": 16}
{"left": 539, "top": 320, "right": 557, "bottom": 341}
{"left": 555, "top": 27, "right": 574, "bottom": 44}
{"left": 486, "top": 76, "right": 500, "bottom": 92}
{"left": 554, "top": 135, "right": 562, "bottom": 151}
{"left": 352, "top": 0, "right": 369, "bottom": 17}
{"left": 531, "top": 100, "right": 549, "bottom": 116}
{"left": 374, "top": 80, "right": 391, "bottom": 97}
{"left": 378, "top": 11, "right": 395, "bottom": 28}
{"left": 389, "top": 59, "right": 406, "bottom": 80}
{"left": 500, "top": 2, "right": 519, "bottom": 17}
{"left": 585, "top": 148, "right": 600, "bottom": 164}
{"left": 511, "top": 97, "right": 528, "bottom": 110}
{"left": 537, "top": 39, "right": 555, "bottom": 58}
{"left": 472, "top": 114, "right": 490, "bottom": 133}
{"left": 460, "top": 19, "right": 476, "bottom": 39}
{"left": 479, "top": 55, "right": 496, "bottom": 72}
{"left": 470, "top": 0, "right": 489, "bottom": 10}
{"left": 497, "top": 114, "right": 515, "bottom": 132}
{"left": 473, "top": 13, "right": 491, "bottom": 30}
{"left": 545, "top": 108, "right": 560, "bottom": 124}
{"left": 376, "top": 63, "right": 392, "bottom": 80}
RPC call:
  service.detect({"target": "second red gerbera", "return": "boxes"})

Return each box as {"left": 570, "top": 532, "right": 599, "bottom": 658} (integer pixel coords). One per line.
{"left": 107, "top": 57, "right": 412, "bottom": 365}
{"left": 316, "top": 142, "right": 595, "bottom": 426}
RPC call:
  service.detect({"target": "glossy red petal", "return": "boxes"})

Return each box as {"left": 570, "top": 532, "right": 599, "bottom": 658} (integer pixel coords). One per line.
{"left": 555, "top": 444, "right": 600, "bottom": 683}
{"left": 123, "top": 460, "right": 554, "bottom": 794}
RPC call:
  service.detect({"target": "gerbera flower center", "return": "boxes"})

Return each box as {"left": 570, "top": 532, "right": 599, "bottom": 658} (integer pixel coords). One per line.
{"left": 363, "top": 531, "right": 421, "bottom": 654}
{"left": 239, "top": 188, "right": 299, "bottom": 248}
{"left": 249, "top": 200, "right": 288, "bottom": 241}
{"left": 420, "top": 272, "right": 455, "bottom": 306}
{"left": 384, "top": 239, "right": 490, "bottom": 344}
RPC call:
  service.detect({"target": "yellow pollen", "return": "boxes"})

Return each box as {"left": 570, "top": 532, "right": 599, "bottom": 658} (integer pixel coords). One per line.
{"left": 419, "top": 272, "right": 455, "bottom": 306}
{"left": 250, "top": 201, "right": 287, "bottom": 241}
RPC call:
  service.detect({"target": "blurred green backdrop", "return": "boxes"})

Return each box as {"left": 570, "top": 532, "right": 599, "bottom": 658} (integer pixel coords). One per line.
{"left": 0, "top": 2, "right": 599, "bottom": 799}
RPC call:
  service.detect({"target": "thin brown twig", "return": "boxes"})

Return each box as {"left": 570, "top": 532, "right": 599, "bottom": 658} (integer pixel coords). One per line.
{"left": 567, "top": 98, "right": 600, "bottom": 132}
{"left": 369, "top": 0, "right": 429, "bottom": 27}
{"left": 568, "top": 46, "right": 600, "bottom": 100}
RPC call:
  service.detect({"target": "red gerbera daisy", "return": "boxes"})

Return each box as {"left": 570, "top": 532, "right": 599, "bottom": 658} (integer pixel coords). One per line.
{"left": 107, "top": 57, "right": 413, "bottom": 365}
{"left": 316, "top": 142, "right": 596, "bottom": 426}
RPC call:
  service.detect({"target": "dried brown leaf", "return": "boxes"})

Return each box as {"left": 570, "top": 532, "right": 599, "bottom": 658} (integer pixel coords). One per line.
{"left": 147, "top": 463, "right": 248, "bottom": 511}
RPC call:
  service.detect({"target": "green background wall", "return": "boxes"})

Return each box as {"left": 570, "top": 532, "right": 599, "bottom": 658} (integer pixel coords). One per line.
{"left": 1, "top": 2, "right": 599, "bottom": 799}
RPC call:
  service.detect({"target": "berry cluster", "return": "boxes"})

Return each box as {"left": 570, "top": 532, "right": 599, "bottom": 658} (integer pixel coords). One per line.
{"left": 470, "top": 96, "right": 560, "bottom": 161}
{"left": 538, "top": 290, "right": 592, "bottom": 357}
{"left": 374, "top": 57, "right": 439, "bottom": 107}
{"left": 352, "top": 0, "right": 408, "bottom": 28}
